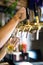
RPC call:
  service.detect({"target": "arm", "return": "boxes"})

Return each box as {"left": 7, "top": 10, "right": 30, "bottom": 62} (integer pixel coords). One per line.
{"left": 0, "top": 7, "right": 26, "bottom": 61}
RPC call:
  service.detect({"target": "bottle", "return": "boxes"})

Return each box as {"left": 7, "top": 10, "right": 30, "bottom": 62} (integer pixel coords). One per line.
{"left": 26, "top": 8, "right": 29, "bottom": 20}
{"left": 2, "top": 13, "right": 5, "bottom": 26}
{"left": 35, "top": 10, "right": 39, "bottom": 40}
{"left": 35, "top": 10, "right": 39, "bottom": 23}
{"left": 40, "top": 6, "right": 43, "bottom": 22}
{"left": 34, "top": 1, "right": 39, "bottom": 23}
{"left": 0, "top": 13, "right": 5, "bottom": 27}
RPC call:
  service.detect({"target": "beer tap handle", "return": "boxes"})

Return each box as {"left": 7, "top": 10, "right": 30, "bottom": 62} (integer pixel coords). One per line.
{"left": 26, "top": 8, "right": 29, "bottom": 19}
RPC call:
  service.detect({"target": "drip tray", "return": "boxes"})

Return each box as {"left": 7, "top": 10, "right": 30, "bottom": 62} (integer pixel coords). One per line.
{"left": 0, "top": 61, "right": 43, "bottom": 65}
{"left": 32, "top": 62, "right": 43, "bottom": 65}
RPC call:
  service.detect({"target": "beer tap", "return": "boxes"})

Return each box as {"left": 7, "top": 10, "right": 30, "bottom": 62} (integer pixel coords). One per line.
{"left": 16, "top": 6, "right": 43, "bottom": 40}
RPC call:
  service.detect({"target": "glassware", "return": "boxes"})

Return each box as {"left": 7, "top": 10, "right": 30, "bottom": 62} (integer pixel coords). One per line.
{"left": 6, "top": 36, "right": 20, "bottom": 54}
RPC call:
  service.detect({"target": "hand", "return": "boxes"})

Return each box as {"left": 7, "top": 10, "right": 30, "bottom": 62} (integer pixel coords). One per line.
{"left": 15, "top": 7, "right": 26, "bottom": 21}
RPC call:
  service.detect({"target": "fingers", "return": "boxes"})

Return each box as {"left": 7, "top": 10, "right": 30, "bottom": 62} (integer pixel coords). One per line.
{"left": 14, "top": 7, "right": 26, "bottom": 21}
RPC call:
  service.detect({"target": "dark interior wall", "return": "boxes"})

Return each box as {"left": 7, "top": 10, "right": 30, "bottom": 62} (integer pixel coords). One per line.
{"left": 30, "top": 31, "right": 43, "bottom": 60}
